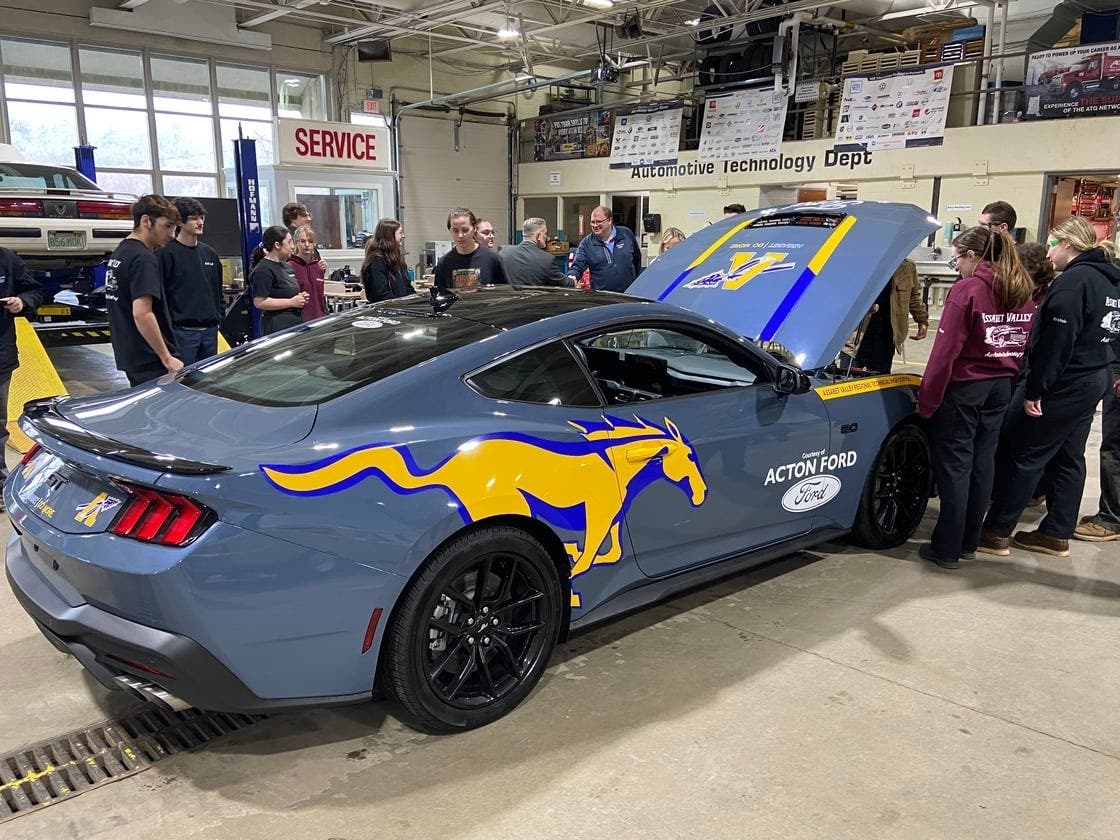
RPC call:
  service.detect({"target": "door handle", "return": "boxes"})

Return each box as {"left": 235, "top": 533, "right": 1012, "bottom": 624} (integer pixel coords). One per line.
{"left": 625, "top": 443, "right": 667, "bottom": 463}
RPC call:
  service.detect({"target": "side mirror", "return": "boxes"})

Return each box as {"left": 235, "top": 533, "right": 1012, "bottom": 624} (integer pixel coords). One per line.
{"left": 774, "top": 365, "right": 811, "bottom": 395}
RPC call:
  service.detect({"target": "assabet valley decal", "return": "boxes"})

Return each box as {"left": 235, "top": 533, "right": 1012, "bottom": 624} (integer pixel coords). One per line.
{"left": 764, "top": 448, "right": 859, "bottom": 513}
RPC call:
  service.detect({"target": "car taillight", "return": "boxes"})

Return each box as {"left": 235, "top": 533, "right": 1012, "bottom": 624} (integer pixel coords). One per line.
{"left": 0, "top": 198, "right": 44, "bottom": 217}
{"left": 19, "top": 442, "right": 41, "bottom": 467}
{"left": 110, "top": 484, "right": 213, "bottom": 547}
{"left": 76, "top": 200, "right": 131, "bottom": 220}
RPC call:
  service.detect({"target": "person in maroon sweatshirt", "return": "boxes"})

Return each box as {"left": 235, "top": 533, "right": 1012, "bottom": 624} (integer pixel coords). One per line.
{"left": 288, "top": 224, "right": 328, "bottom": 322}
{"left": 916, "top": 226, "right": 1036, "bottom": 568}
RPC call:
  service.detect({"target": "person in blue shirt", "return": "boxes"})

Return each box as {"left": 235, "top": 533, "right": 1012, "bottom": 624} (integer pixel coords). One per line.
{"left": 568, "top": 205, "right": 642, "bottom": 293}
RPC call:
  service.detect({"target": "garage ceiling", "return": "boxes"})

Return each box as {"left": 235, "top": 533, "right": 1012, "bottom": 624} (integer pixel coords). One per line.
{"left": 202, "top": 0, "right": 1076, "bottom": 77}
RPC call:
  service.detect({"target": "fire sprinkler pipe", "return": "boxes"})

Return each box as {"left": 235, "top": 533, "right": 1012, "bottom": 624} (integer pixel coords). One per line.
{"left": 777, "top": 12, "right": 808, "bottom": 96}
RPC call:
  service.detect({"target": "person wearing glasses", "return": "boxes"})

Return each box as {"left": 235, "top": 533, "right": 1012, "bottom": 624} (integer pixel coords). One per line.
{"left": 981, "top": 217, "right": 1120, "bottom": 558}
{"left": 978, "top": 200, "right": 1016, "bottom": 236}
{"left": 916, "top": 226, "right": 1036, "bottom": 569}
{"left": 567, "top": 205, "right": 642, "bottom": 292}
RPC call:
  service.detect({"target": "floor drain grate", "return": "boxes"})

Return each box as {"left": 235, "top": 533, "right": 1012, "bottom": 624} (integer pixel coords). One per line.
{"left": 0, "top": 708, "right": 263, "bottom": 823}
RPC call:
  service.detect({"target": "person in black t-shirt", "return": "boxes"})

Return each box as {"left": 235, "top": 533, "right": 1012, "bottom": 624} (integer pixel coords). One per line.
{"left": 434, "top": 207, "right": 507, "bottom": 290}
{"left": 106, "top": 194, "right": 182, "bottom": 387}
{"left": 160, "top": 197, "right": 224, "bottom": 365}
{"left": 251, "top": 225, "right": 307, "bottom": 335}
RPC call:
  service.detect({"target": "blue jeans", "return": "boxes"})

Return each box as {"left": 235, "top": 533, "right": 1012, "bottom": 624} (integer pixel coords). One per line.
{"left": 173, "top": 326, "right": 219, "bottom": 365}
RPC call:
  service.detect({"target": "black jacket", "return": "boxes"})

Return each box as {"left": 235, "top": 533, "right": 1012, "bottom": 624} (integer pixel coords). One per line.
{"left": 1024, "top": 247, "right": 1120, "bottom": 400}
{"left": 0, "top": 248, "right": 44, "bottom": 375}
{"left": 361, "top": 254, "right": 411, "bottom": 302}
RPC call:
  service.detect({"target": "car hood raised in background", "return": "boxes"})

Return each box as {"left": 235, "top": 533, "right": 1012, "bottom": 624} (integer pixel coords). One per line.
{"left": 50, "top": 381, "right": 316, "bottom": 463}
{"left": 628, "top": 200, "right": 940, "bottom": 370}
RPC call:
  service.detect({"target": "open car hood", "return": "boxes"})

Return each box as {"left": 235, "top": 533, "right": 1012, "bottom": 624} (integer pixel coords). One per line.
{"left": 628, "top": 200, "right": 939, "bottom": 370}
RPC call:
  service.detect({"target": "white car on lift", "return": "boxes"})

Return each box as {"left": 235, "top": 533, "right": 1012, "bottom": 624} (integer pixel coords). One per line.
{"left": 0, "top": 144, "right": 134, "bottom": 272}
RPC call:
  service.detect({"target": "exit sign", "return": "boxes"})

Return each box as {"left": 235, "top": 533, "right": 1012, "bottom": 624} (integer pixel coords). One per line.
{"left": 362, "top": 99, "right": 380, "bottom": 113}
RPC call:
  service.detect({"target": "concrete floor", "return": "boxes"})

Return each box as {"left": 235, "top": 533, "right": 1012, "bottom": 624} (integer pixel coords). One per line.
{"left": 2, "top": 331, "right": 1118, "bottom": 839}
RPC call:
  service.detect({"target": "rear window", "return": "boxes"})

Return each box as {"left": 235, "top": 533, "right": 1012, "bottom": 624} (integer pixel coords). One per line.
{"left": 180, "top": 312, "right": 499, "bottom": 406}
{"left": 0, "top": 163, "right": 99, "bottom": 191}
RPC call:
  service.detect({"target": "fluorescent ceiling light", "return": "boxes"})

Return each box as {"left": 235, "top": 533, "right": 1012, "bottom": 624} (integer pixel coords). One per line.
{"left": 685, "top": 17, "right": 701, "bottom": 25}
{"left": 497, "top": 21, "right": 519, "bottom": 39}
{"left": 582, "top": 0, "right": 614, "bottom": 9}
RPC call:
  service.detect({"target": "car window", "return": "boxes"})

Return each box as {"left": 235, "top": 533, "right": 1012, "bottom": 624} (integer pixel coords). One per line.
{"left": 0, "top": 163, "right": 99, "bottom": 191}
{"left": 180, "top": 312, "right": 500, "bottom": 407}
{"left": 575, "top": 325, "right": 769, "bottom": 404}
{"left": 467, "top": 341, "right": 600, "bottom": 407}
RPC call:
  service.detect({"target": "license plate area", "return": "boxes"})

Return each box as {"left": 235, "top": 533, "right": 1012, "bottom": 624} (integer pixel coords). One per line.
{"left": 48, "top": 231, "right": 87, "bottom": 250}
{"left": 18, "top": 451, "right": 125, "bottom": 533}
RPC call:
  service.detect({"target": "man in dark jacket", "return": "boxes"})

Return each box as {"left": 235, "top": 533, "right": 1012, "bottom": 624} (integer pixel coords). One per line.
{"left": 500, "top": 218, "right": 572, "bottom": 287}
{"left": 0, "top": 247, "right": 43, "bottom": 483}
{"left": 568, "top": 205, "right": 642, "bottom": 292}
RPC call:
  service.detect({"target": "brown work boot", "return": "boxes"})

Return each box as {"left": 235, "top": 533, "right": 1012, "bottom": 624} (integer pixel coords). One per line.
{"left": 1073, "top": 518, "right": 1120, "bottom": 542}
{"left": 977, "top": 529, "right": 1010, "bottom": 556}
{"left": 1012, "top": 530, "right": 1070, "bottom": 557}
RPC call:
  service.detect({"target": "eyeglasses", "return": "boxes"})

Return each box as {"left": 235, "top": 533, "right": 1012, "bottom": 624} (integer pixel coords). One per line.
{"left": 589, "top": 218, "right": 608, "bottom": 226}
{"left": 947, "top": 255, "right": 960, "bottom": 270}
{"left": 1047, "top": 236, "right": 1062, "bottom": 247}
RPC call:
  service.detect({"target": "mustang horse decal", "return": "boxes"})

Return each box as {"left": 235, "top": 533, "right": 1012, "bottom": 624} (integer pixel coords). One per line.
{"left": 260, "top": 415, "right": 708, "bottom": 608}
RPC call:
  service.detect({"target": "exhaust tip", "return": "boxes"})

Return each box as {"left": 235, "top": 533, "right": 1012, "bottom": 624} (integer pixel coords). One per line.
{"left": 114, "top": 674, "right": 193, "bottom": 712}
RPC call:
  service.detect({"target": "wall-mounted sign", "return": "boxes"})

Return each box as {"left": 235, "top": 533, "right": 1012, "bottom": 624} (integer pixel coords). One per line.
{"left": 609, "top": 102, "right": 683, "bottom": 169}
{"left": 362, "top": 99, "right": 380, "bottom": 113}
{"left": 795, "top": 81, "right": 821, "bottom": 103}
{"left": 533, "top": 110, "right": 611, "bottom": 162}
{"left": 1024, "top": 40, "right": 1120, "bottom": 120}
{"left": 698, "top": 87, "right": 788, "bottom": 163}
{"left": 277, "top": 118, "right": 391, "bottom": 170}
{"left": 628, "top": 149, "right": 873, "bottom": 180}
{"left": 834, "top": 65, "right": 954, "bottom": 151}
{"left": 548, "top": 170, "right": 562, "bottom": 186}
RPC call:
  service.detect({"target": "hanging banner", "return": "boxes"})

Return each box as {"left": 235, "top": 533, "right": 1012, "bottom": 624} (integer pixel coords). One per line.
{"left": 533, "top": 111, "right": 611, "bottom": 161}
{"left": 834, "top": 65, "right": 953, "bottom": 151}
{"left": 609, "top": 102, "right": 683, "bottom": 169}
{"left": 1023, "top": 41, "right": 1120, "bottom": 120}
{"left": 697, "top": 87, "right": 788, "bottom": 163}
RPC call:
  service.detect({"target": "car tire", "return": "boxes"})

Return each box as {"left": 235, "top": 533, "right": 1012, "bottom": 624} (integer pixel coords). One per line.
{"left": 1067, "top": 82, "right": 1083, "bottom": 99}
{"left": 851, "top": 423, "right": 931, "bottom": 550}
{"left": 386, "top": 526, "right": 562, "bottom": 733}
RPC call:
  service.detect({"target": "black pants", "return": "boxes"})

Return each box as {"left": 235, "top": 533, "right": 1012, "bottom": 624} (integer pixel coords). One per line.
{"left": 1095, "top": 366, "right": 1120, "bottom": 528}
{"left": 985, "top": 368, "right": 1112, "bottom": 539}
{"left": 929, "top": 377, "right": 1011, "bottom": 560}
{"left": 125, "top": 366, "right": 165, "bottom": 388}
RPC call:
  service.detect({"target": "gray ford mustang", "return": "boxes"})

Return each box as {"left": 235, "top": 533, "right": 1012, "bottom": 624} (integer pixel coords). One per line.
{"left": 5, "top": 200, "right": 939, "bottom": 732}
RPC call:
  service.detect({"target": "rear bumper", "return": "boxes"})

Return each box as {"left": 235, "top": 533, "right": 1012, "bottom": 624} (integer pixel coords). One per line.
{"left": 5, "top": 542, "right": 370, "bottom": 714}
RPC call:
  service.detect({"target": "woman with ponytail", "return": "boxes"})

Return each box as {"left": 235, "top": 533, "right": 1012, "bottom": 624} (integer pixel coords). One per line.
{"left": 916, "top": 226, "right": 1037, "bottom": 568}
{"left": 982, "top": 217, "right": 1120, "bottom": 557}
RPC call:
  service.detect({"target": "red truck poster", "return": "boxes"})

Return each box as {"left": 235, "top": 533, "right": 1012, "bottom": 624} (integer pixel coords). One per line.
{"left": 1024, "top": 40, "right": 1120, "bottom": 119}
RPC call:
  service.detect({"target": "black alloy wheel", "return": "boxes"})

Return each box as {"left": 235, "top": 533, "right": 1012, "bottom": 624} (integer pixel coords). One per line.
{"left": 387, "top": 527, "right": 562, "bottom": 733}
{"left": 852, "top": 423, "right": 932, "bottom": 550}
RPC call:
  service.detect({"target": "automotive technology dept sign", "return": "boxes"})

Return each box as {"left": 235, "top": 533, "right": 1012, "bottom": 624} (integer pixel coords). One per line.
{"left": 277, "top": 118, "right": 392, "bottom": 170}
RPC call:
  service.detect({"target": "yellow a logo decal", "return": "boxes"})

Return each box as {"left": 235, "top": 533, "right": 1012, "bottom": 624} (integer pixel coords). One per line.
{"left": 721, "top": 251, "right": 791, "bottom": 291}
{"left": 75, "top": 492, "right": 110, "bottom": 527}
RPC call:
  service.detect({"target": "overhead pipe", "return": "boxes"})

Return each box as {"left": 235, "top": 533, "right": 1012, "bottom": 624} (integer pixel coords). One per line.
{"left": 992, "top": 0, "right": 1009, "bottom": 122}
{"left": 975, "top": 0, "right": 995, "bottom": 125}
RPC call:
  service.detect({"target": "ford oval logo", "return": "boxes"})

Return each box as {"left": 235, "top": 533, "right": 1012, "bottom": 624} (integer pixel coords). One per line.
{"left": 781, "top": 474, "right": 841, "bottom": 513}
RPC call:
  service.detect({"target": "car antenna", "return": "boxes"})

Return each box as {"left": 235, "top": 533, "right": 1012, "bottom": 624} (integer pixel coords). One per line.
{"left": 429, "top": 285, "right": 460, "bottom": 316}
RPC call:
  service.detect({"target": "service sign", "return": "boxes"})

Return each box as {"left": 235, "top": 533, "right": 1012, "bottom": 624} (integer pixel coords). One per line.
{"left": 277, "top": 118, "right": 391, "bottom": 170}
{"left": 834, "top": 64, "right": 953, "bottom": 152}
{"left": 1024, "top": 40, "right": 1120, "bottom": 120}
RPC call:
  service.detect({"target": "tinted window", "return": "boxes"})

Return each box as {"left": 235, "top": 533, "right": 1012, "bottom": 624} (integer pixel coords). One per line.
{"left": 575, "top": 325, "right": 768, "bottom": 404}
{"left": 468, "top": 342, "right": 600, "bottom": 407}
{"left": 181, "top": 313, "right": 499, "bottom": 406}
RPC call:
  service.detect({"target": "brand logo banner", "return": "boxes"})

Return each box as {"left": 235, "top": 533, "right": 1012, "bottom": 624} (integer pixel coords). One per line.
{"left": 609, "top": 102, "right": 684, "bottom": 169}
{"left": 834, "top": 64, "right": 953, "bottom": 151}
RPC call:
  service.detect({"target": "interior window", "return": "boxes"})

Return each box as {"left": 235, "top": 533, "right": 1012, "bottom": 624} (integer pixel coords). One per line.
{"left": 467, "top": 342, "right": 600, "bottom": 407}
{"left": 575, "top": 325, "right": 768, "bottom": 404}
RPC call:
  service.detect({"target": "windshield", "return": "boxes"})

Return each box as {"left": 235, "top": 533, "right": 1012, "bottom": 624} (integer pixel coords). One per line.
{"left": 180, "top": 311, "right": 500, "bottom": 407}
{"left": 0, "top": 162, "right": 101, "bottom": 191}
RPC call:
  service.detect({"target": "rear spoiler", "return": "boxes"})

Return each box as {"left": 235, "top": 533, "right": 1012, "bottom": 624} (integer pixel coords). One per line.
{"left": 23, "top": 397, "right": 230, "bottom": 476}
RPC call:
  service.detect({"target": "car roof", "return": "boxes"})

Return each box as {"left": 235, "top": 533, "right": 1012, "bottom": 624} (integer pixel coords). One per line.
{"left": 373, "top": 285, "right": 636, "bottom": 331}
